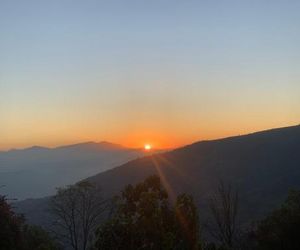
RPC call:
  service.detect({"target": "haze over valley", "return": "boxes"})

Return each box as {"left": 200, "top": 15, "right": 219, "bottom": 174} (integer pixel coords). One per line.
{"left": 1, "top": 1, "right": 300, "bottom": 249}
{"left": 0, "top": 141, "right": 164, "bottom": 200}
{"left": 15, "top": 125, "right": 300, "bottom": 227}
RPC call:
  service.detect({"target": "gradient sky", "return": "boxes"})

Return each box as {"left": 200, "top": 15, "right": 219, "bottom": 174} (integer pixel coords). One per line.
{"left": 1, "top": 0, "right": 299, "bottom": 150}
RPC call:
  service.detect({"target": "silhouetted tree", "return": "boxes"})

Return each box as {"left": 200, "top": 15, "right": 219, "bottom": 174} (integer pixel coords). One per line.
{"left": 23, "top": 225, "right": 61, "bottom": 250}
{"left": 0, "top": 194, "right": 59, "bottom": 250}
{"left": 207, "top": 181, "right": 239, "bottom": 249}
{"left": 94, "top": 175, "right": 201, "bottom": 250}
{"left": 0, "top": 195, "right": 24, "bottom": 250}
{"left": 50, "top": 181, "right": 108, "bottom": 250}
{"left": 175, "top": 193, "right": 200, "bottom": 250}
{"left": 252, "top": 189, "right": 300, "bottom": 250}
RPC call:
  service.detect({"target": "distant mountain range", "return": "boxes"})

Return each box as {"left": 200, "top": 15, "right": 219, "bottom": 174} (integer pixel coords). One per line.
{"left": 15, "top": 125, "right": 300, "bottom": 229}
{"left": 0, "top": 141, "right": 163, "bottom": 199}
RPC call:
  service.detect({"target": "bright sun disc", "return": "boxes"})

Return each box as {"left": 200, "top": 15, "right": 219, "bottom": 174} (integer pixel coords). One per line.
{"left": 144, "top": 144, "right": 152, "bottom": 150}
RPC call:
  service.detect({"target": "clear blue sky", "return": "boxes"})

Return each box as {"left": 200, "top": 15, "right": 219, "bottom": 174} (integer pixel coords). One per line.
{"left": 1, "top": 0, "right": 299, "bottom": 149}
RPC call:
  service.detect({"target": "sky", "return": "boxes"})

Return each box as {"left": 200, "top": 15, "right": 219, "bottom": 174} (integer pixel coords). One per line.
{"left": 0, "top": 0, "right": 299, "bottom": 150}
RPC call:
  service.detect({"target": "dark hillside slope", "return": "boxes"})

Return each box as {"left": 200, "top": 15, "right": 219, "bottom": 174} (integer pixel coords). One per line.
{"left": 86, "top": 125, "right": 300, "bottom": 222}
{"left": 16, "top": 125, "right": 300, "bottom": 227}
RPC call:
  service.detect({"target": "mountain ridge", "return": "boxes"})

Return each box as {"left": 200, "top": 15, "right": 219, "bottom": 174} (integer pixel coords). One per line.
{"left": 1, "top": 141, "right": 132, "bottom": 153}
{"left": 14, "top": 124, "right": 300, "bottom": 228}
{"left": 0, "top": 141, "right": 161, "bottom": 199}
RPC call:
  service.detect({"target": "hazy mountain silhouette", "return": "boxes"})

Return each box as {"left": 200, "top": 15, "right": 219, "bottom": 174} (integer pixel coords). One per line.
{"left": 0, "top": 141, "right": 159, "bottom": 199}
{"left": 15, "top": 125, "right": 300, "bottom": 228}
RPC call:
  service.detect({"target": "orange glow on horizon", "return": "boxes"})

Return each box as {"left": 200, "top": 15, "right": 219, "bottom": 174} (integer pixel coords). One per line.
{"left": 1, "top": 121, "right": 299, "bottom": 151}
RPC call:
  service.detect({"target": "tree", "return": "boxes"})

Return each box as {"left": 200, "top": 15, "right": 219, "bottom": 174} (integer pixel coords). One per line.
{"left": 0, "top": 194, "right": 59, "bottom": 250}
{"left": 0, "top": 195, "right": 24, "bottom": 250}
{"left": 207, "top": 181, "right": 239, "bottom": 249}
{"left": 175, "top": 193, "right": 200, "bottom": 250}
{"left": 253, "top": 189, "right": 300, "bottom": 250}
{"left": 23, "top": 225, "right": 62, "bottom": 250}
{"left": 94, "top": 175, "right": 201, "bottom": 250}
{"left": 50, "top": 181, "right": 108, "bottom": 250}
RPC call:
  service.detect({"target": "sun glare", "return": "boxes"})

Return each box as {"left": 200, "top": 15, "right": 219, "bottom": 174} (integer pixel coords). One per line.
{"left": 144, "top": 144, "right": 152, "bottom": 151}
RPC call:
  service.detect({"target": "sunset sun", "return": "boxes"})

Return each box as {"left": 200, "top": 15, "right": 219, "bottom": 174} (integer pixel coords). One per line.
{"left": 1, "top": 1, "right": 299, "bottom": 248}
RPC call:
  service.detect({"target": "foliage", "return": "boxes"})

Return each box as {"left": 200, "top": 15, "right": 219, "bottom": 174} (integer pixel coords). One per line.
{"left": 252, "top": 189, "right": 300, "bottom": 250}
{"left": 94, "top": 175, "right": 201, "bottom": 250}
{"left": 0, "top": 195, "right": 24, "bottom": 250}
{"left": 0, "top": 195, "right": 59, "bottom": 250}
{"left": 23, "top": 225, "right": 61, "bottom": 250}
{"left": 175, "top": 193, "right": 200, "bottom": 249}
{"left": 50, "top": 181, "right": 108, "bottom": 250}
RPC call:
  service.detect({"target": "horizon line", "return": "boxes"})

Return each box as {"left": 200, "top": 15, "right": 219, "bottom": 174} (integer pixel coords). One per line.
{"left": 1, "top": 123, "right": 299, "bottom": 153}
